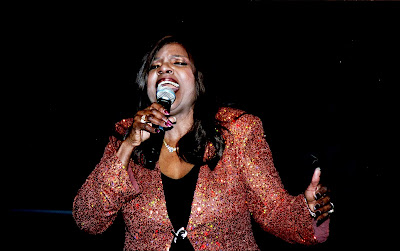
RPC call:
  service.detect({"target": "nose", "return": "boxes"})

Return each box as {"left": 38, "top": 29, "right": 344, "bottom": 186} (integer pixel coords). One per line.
{"left": 157, "top": 63, "right": 173, "bottom": 75}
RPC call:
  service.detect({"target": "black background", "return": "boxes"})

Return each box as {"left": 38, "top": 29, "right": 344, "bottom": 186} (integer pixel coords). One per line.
{"left": 6, "top": 1, "right": 398, "bottom": 250}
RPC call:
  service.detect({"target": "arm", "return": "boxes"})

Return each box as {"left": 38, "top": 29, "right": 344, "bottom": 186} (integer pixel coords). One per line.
{"left": 72, "top": 136, "right": 140, "bottom": 234}
{"left": 73, "top": 103, "right": 173, "bottom": 234}
{"left": 235, "top": 115, "right": 319, "bottom": 245}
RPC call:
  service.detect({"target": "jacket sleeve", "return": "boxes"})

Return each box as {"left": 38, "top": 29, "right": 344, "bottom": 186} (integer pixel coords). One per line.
{"left": 234, "top": 115, "right": 319, "bottom": 245}
{"left": 72, "top": 136, "right": 140, "bottom": 234}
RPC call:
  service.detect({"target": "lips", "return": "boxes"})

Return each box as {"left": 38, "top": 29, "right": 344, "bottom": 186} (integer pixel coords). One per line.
{"left": 156, "top": 78, "right": 180, "bottom": 92}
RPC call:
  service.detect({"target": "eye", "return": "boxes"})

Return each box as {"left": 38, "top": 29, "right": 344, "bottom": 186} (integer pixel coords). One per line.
{"left": 149, "top": 64, "right": 160, "bottom": 71}
{"left": 174, "top": 61, "right": 188, "bottom": 66}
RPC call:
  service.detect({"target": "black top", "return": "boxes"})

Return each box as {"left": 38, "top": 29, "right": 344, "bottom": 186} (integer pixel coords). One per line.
{"left": 161, "top": 164, "right": 200, "bottom": 251}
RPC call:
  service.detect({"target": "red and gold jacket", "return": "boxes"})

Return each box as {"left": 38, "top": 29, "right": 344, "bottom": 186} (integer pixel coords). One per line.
{"left": 73, "top": 107, "right": 327, "bottom": 250}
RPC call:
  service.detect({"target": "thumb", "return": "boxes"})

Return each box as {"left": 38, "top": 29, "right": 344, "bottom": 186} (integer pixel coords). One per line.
{"left": 168, "top": 116, "right": 177, "bottom": 124}
{"left": 305, "top": 167, "right": 321, "bottom": 202}
{"left": 310, "top": 167, "right": 321, "bottom": 190}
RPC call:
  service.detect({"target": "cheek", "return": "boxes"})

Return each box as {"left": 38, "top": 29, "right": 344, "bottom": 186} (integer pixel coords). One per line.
{"left": 147, "top": 88, "right": 156, "bottom": 103}
{"left": 181, "top": 80, "right": 197, "bottom": 104}
{"left": 185, "top": 74, "right": 197, "bottom": 99}
{"left": 147, "top": 72, "right": 158, "bottom": 102}
{"left": 182, "top": 70, "right": 196, "bottom": 90}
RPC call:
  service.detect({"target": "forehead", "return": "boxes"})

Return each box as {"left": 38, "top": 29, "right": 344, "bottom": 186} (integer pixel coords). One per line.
{"left": 154, "top": 43, "right": 189, "bottom": 59}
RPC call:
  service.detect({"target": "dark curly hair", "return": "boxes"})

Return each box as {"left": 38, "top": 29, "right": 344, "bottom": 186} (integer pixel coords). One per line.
{"left": 132, "top": 35, "right": 225, "bottom": 170}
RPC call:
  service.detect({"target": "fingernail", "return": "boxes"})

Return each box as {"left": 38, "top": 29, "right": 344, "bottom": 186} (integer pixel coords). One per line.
{"left": 315, "top": 210, "right": 321, "bottom": 217}
{"left": 165, "top": 121, "right": 172, "bottom": 127}
{"left": 314, "top": 192, "right": 322, "bottom": 200}
{"left": 314, "top": 204, "right": 321, "bottom": 211}
{"left": 163, "top": 109, "right": 170, "bottom": 115}
{"left": 155, "top": 128, "right": 160, "bottom": 133}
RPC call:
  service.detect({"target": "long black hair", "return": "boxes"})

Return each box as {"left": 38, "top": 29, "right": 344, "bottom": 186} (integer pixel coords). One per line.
{"left": 132, "top": 35, "right": 225, "bottom": 170}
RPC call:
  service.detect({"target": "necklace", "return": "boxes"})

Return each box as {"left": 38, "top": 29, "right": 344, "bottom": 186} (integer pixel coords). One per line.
{"left": 163, "top": 140, "right": 177, "bottom": 153}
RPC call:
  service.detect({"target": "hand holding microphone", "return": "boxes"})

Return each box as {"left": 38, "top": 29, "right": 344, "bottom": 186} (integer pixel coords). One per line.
{"left": 124, "top": 85, "right": 176, "bottom": 148}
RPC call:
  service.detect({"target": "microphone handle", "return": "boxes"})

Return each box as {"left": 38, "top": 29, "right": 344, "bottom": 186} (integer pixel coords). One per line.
{"left": 146, "top": 98, "right": 172, "bottom": 169}
{"left": 154, "top": 98, "right": 172, "bottom": 131}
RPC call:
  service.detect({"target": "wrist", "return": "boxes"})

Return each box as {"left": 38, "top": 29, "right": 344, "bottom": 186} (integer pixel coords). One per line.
{"left": 117, "top": 140, "right": 136, "bottom": 167}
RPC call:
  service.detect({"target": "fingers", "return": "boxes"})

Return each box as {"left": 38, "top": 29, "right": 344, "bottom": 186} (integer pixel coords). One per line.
{"left": 144, "top": 102, "right": 170, "bottom": 115}
{"left": 126, "top": 103, "right": 176, "bottom": 146}
{"left": 314, "top": 194, "right": 330, "bottom": 211}
{"left": 146, "top": 111, "right": 173, "bottom": 128}
{"left": 135, "top": 103, "right": 173, "bottom": 130}
{"left": 135, "top": 119, "right": 159, "bottom": 134}
{"left": 314, "top": 185, "right": 329, "bottom": 200}
{"left": 315, "top": 202, "right": 334, "bottom": 222}
{"left": 314, "top": 186, "right": 331, "bottom": 212}
{"left": 144, "top": 103, "right": 174, "bottom": 127}
{"left": 305, "top": 168, "right": 335, "bottom": 222}
{"left": 313, "top": 191, "right": 334, "bottom": 223}
{"left": 124, "top": 102, "right": 179, "bottom": 149}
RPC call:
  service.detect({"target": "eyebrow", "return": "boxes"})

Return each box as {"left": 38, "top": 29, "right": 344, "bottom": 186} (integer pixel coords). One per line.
{"left": 171, "top": 55, "right": 188, "bottom": 58}
{"left": 153, "top": 55, "right": 189, "bottom": 61}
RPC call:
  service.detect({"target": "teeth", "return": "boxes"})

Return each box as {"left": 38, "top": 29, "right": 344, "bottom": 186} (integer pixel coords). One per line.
{"left": 159, "top": 80, "right": 179, "bottom": 88}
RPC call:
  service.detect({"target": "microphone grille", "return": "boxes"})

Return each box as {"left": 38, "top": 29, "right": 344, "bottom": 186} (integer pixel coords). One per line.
{"left": 156, "top": 86, "right": 176, "bottom": 104}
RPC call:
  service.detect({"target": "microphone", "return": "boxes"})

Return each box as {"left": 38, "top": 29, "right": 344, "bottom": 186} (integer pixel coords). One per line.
{"left": 155, "top": 85, "right": 176, "bottom": 129}
{"left": 145, "top": 86, "right": 176, "bottom": 169}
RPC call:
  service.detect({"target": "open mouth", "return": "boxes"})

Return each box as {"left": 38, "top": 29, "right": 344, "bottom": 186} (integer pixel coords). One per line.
{"left": 156, "top": 78, "right": 180, "bottom": 92}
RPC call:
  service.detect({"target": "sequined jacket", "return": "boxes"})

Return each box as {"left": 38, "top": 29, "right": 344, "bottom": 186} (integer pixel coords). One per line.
{"left": 73, "top": 107, "right": 324, "bottom": 250}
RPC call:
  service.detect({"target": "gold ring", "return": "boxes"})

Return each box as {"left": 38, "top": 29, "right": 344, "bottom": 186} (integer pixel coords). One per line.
{"left": 140, "top": 115, "right": 147, "bottom": 123}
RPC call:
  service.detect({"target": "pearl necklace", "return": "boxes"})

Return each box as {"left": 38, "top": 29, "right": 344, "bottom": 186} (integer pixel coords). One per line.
{"left": 163, "top": 140, "right": 177, "bottom": 153}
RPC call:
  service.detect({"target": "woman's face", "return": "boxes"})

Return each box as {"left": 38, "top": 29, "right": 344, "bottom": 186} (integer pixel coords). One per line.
{"left": 147, "top": 43, "right": 196, "bottom": 116}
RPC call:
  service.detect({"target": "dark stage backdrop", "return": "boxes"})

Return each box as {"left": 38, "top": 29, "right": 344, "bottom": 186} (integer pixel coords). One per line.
{"left": 6, "top": 2, "right": 398, "bottom": 250}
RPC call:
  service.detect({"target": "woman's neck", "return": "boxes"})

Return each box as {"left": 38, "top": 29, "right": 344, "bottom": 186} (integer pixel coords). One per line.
{"left": 164, "top": 109, "right": 194, "bottom": 146}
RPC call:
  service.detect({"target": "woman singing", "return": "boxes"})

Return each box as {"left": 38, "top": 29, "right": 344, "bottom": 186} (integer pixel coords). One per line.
{"left": 73, "top": 35, "right": 333, "bottom": 250}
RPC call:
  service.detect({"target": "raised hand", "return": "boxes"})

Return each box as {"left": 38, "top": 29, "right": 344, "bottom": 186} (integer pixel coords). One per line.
{"left": 117, "top": 103, "right": 176, "bottom": 167}
{"left": 304, "top": 168, "right": 334, "bottom": 222}
{"left": 125, "top": 103, "right": 176, "bottom": 147}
